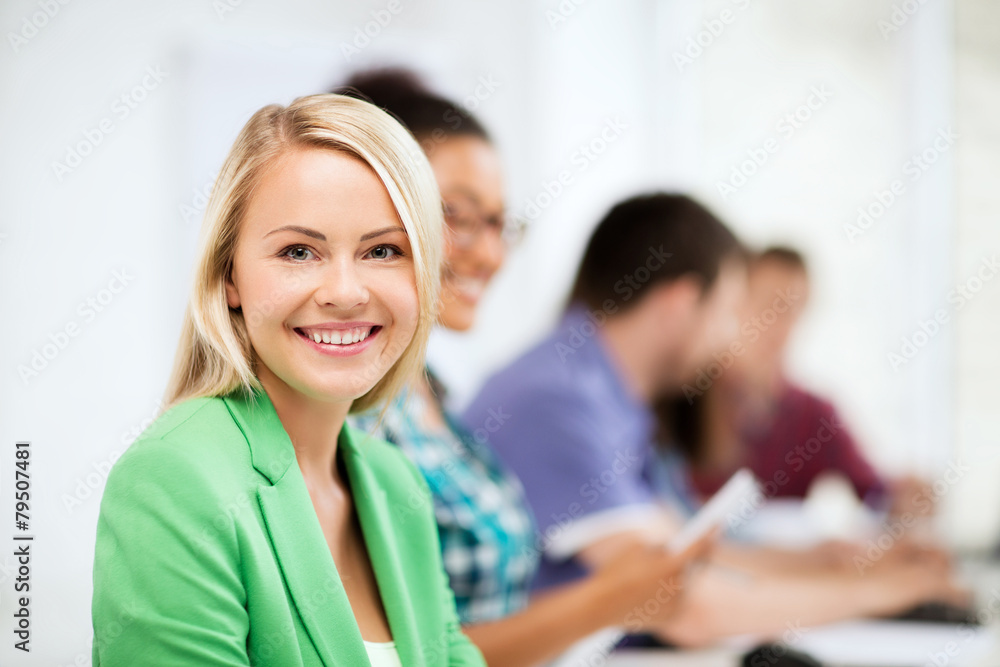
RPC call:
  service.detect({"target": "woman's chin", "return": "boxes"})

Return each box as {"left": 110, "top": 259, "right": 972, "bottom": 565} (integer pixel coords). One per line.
{"left": 284, "top": 370, "right": 381, "bottom": 405}
{"left": 440, "top": 316, "right": 475, "bottom": 332}
{"left": 438, "top": 302, "right": 477, "bottom": 332}
{"left": 309, "top": 384, "right": 374, "bottom": 405}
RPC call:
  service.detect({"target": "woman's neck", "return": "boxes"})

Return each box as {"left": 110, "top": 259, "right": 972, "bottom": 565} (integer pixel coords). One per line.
{"left": 412, "top": 371, "right": 450, "bottom": 432}
{"left": 257, "top": 365, "right": 353, "bottom": 484}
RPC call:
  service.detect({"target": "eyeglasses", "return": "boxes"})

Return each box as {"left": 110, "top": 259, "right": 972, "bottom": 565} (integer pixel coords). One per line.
{"left": 442, "top": 197, "right": 527, "bottom": 249}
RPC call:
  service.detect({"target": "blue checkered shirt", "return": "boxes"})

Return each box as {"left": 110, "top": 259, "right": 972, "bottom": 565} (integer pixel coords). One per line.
{"left": 351, "top": 374, "right": 539, "bottom": 624}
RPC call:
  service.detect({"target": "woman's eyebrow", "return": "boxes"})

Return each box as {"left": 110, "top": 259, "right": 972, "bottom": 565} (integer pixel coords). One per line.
{"left": 360, "top": 225, "right": 406, "bottom": 242}
{"left": 441, "top": 186, "right": 481, "bottom": 204}
{"left": 264, "top": 225, "right": 326, "bottom": 241}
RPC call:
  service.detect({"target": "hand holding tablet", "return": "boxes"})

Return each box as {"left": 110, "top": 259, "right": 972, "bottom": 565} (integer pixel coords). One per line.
{"left": 549, "top": 469, "right": 762, "bottom": 667}
{"left": 670, "top": 468, "right": 761, "bottom": 553}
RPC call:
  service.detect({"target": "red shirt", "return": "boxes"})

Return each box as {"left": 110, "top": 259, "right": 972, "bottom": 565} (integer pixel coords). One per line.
{"left": 689, "top": 382, "right": 887, "bottom": 506}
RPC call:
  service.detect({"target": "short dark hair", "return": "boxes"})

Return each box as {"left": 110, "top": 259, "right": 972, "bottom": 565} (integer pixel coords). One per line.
{"left": 331, "top": 68, "right": 490, "bottom": 148}
{"left": 568, "top": 193, "right": 744, "bottom": 313}
{"left": 755, "top": 245, "right": 807, "bottom": 272}
{"left": 654, "top": 391, "right": 707, "bottom": 465}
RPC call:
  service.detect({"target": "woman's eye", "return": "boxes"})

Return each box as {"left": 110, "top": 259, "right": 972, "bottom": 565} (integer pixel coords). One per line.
{"left": 367, "top": 244, "right": 401, "bottom": 260}
{"left": 283, "top": 245, "right": 315, "bottom": 261}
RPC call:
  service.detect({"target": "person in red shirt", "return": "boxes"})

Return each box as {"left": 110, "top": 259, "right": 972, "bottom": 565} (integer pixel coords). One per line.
{"left": 664, "top": 246, "right": 931, "bottom": 517}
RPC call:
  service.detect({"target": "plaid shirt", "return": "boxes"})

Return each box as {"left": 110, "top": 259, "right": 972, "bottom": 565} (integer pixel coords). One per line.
{"left": 351, "top": 372, "right": 538, "bottom": 625}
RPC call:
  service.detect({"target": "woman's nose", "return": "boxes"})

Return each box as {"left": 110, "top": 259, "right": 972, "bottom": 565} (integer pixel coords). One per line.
{"left": 314, "top": 256, "right": 369, "bottom": 310}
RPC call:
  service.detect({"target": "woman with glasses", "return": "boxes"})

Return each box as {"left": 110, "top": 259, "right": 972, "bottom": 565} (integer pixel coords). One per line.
{"left": 337, "top": 70, "right": 710, "bottom": 667}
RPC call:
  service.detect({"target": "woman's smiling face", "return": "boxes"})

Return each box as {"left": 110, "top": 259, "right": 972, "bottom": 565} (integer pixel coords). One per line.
{"left": 428, "top": 135, "right": 505, "bottom": 331}
{"left": 225, "top": 147, "right": 419, "bottom": 404}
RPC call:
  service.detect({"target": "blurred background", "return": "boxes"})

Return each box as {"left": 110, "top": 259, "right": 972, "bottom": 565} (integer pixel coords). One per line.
{"left": 0, "top": 0, "right": 997, "bottom": 663}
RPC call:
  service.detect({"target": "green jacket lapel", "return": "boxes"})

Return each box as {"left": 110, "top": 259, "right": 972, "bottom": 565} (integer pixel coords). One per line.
{"left": 223, "top": 389, "right": 369, "bottom": 667}
{"left": 341, "top": 427, "right": 422, "bottom": 665}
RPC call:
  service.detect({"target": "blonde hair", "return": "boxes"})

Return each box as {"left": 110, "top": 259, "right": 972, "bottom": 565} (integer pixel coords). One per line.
{"left": 164, "top": 93, "right": 442, "bottom": 414}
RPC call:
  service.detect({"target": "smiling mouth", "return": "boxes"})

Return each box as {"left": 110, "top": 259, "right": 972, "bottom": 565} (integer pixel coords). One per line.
{"left": 447, "top": 274, "right": 488, "bottom": 303}
{"left": 294, "top": 325, "right": 381, "bottom": 346}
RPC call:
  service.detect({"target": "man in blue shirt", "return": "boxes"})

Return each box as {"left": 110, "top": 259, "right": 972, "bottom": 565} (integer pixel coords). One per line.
{"left": 464, "top": 194, "right": 745, "bottom": 592}
{"left": 463, "top": 193, "right": 964, "bottom": 646}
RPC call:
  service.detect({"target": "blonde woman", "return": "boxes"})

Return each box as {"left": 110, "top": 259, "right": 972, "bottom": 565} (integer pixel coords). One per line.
{"left": 91, "top": 94, "right": 484, "bottom": 666}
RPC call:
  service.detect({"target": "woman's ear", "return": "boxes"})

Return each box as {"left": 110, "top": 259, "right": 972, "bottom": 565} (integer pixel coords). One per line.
{"left": 225, "top": 273, "right": 241, "bottom": 309}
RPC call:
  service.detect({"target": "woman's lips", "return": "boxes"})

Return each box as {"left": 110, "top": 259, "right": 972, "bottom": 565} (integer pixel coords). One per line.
{"left": 446, "top": 274, "right": 487, "bottom": 304}
{"left": 294, "top": 325, "right": 381, "bottom": 357}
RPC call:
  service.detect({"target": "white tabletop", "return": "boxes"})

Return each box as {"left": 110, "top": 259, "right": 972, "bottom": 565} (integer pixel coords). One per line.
{"left": 604, "top": 557, "right": 1000, "bottom": 667}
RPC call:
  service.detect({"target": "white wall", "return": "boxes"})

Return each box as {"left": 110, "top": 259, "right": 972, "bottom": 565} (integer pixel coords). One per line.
{"left": 0, "top": 0, "right": 996, "bottom": 663}
{"left": 947, "top": 0, "right": 1000, "bottom": 549}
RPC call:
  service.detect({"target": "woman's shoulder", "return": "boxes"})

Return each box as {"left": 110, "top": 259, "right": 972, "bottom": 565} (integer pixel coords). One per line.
{"left": 106, "top": 396, "right": 254, "bottom": 501}
{"left": 140, "top": 395, "right": 235, "bottom": 442}
{"left": 95, "top": 397, "right": 252, "bottom": 581}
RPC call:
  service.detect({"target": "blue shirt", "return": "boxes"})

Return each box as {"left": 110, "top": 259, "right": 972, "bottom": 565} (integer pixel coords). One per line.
{"left": 646, "top": 446, "right": 703, "bottom": 519}
{"left": 462, "top": 306, "right": 660, "bottom": 591}
{"left": 351, "top": 370, "right": 538, "bottom": 624}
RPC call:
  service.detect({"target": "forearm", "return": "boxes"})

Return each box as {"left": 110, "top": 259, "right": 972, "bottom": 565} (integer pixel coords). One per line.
{"left": 653, "top": 567, "right": 893, "bottom": 647}
{"left": 713, "top": 542, "right": 843, "bottom": 576}
{"left": 463, "top": 577, "right": 618, "bottom": 667}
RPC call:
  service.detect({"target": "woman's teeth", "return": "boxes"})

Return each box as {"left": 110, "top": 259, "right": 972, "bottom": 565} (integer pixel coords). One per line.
{"left": 450, "top": 275, "right": 486, "bottom": 300}
{"left": 304, "top": 327, "right": 371, "bottom": 345}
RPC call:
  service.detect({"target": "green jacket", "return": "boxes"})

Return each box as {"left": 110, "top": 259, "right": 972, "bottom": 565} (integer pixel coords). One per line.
{"left": 92, "top": 388, "right": 485, "bottom": 666}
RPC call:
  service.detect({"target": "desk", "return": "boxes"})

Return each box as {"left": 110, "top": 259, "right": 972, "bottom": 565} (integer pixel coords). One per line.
{"left": 607, "top": 648, "right": 736, "bottom": 666}
{"left": 605, "top": 557, "right": 1000, "bottom": 667}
